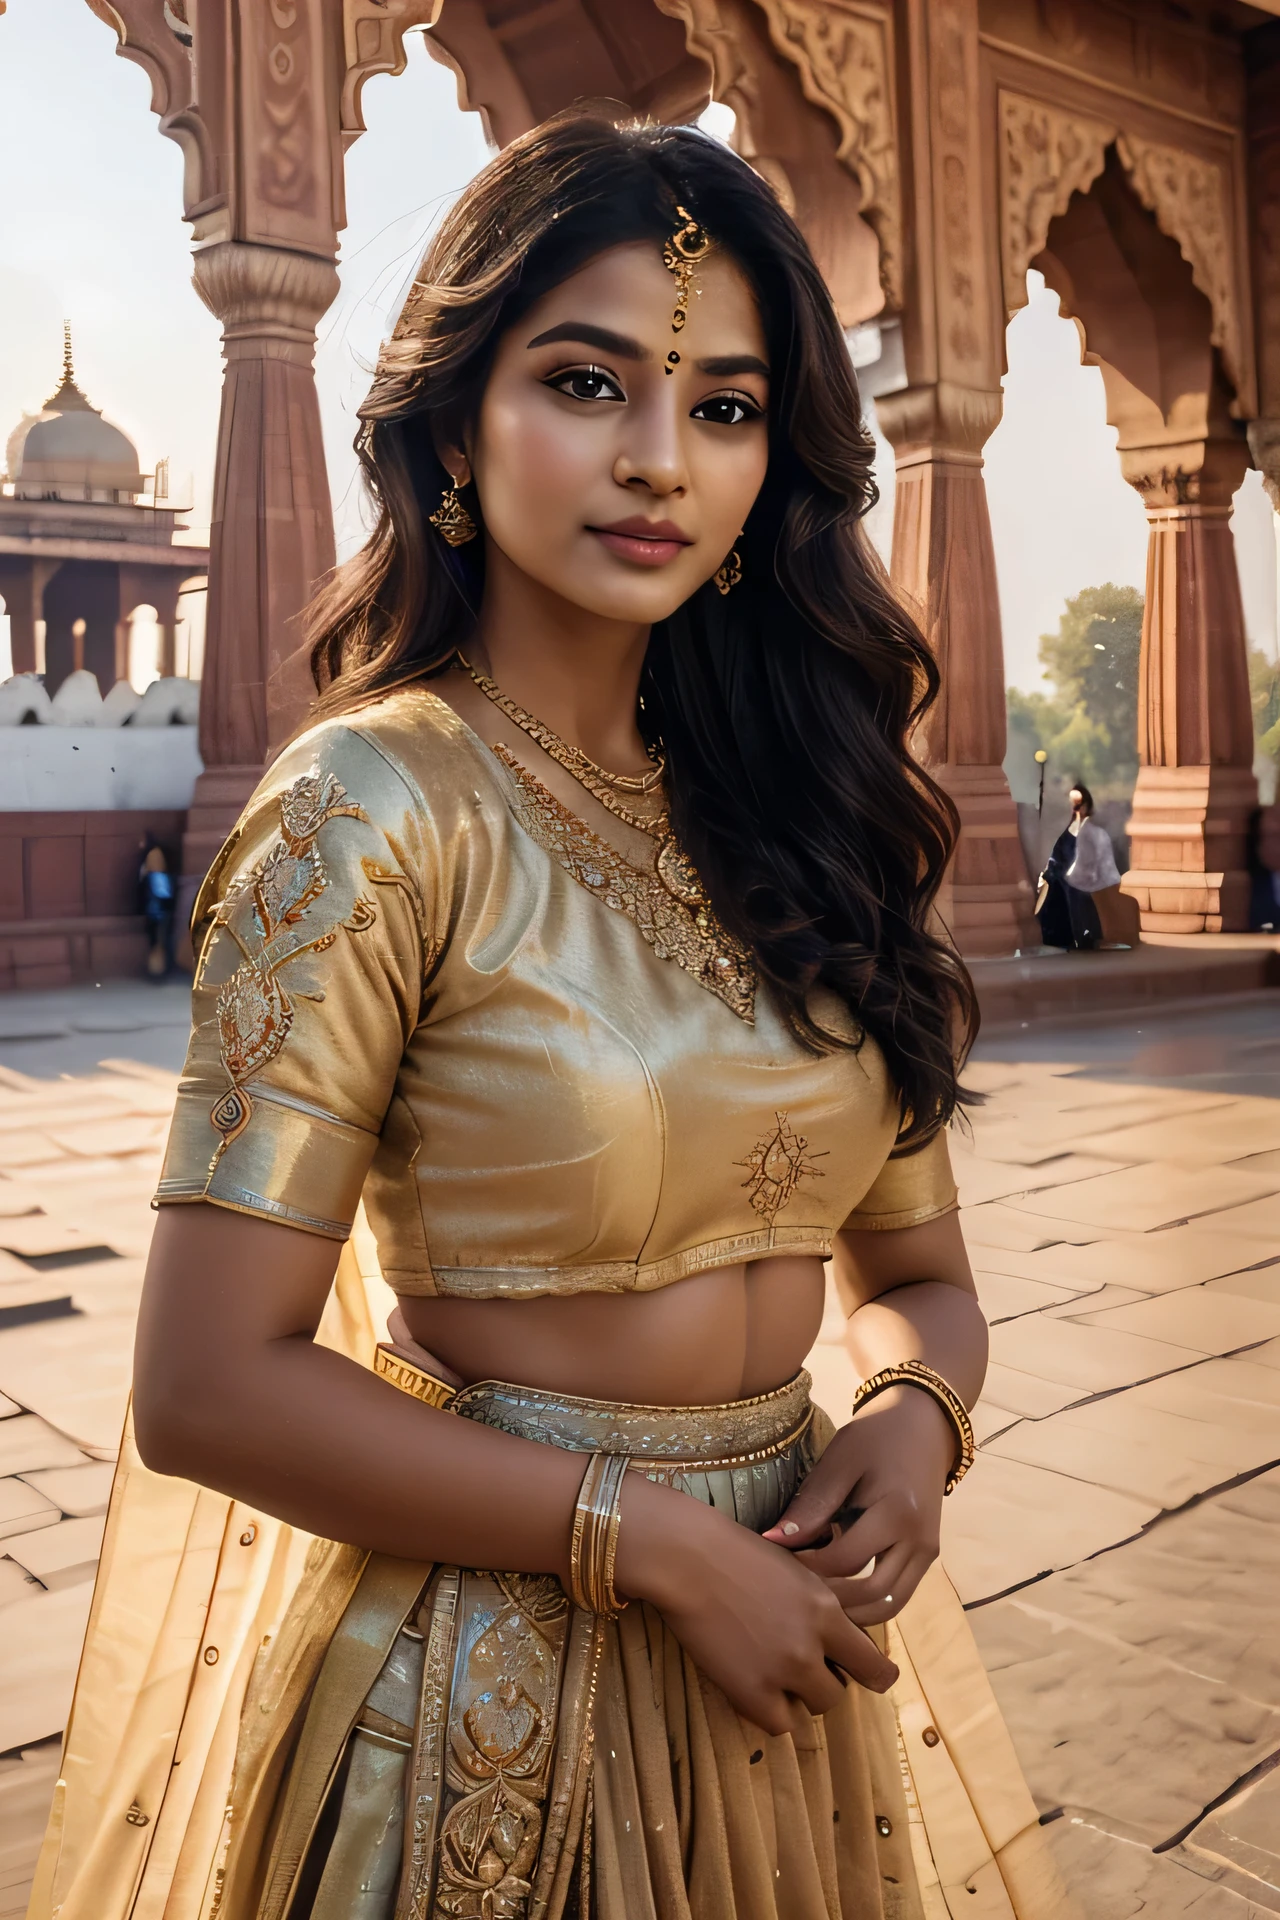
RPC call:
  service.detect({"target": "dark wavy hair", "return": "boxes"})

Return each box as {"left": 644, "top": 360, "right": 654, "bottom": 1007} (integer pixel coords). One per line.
{"left": 306, "top": 109, "right": 976, "bottom": 1145}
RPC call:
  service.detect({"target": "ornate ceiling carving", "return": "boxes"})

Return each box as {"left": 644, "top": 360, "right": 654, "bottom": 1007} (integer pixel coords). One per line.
{"left": 998, "top": 87, "right": 1249, "bottom": 410}
{"left": 657, "top": 0, "right": 901, "bottom": 310}
{"left": 998, "top": 92, "right": 1112, "bottom": 316}
{"left": 1115, "top": 132, "right": 1244, "bottom": 407}
{"left": 752, "top": 0, "right": 902, "bottom": 309}
{"left": 341, "top": 0, "right": 441, "bottom": 142}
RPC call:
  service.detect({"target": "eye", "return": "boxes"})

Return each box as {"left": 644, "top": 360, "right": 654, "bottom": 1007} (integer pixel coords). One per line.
{"left": 545, "top": 364, "right": 625, "bottom": 403}
{"left": 690, "top": 391, "right": 765, "bottom": 427}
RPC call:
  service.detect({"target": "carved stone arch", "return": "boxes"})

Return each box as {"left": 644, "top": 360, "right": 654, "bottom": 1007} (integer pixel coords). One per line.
{"left": 422, "top": 0, "right": 709, "bottom": 151}
{"left": 657, "top": 0, "right": 901, "bottom": 314}
{"left": 83, "top": 0, "right": 216, "bottom": 223}
{"left": 997, "top": 88, "right": 1253, "bottom": 417}
{"left": 341, "top": 1, "right": 443, "bottom": 144}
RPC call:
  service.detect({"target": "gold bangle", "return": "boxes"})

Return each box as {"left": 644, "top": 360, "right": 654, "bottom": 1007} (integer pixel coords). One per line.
{"left": 850, "top": 1361, "right": 976, "bottom": 1494}
{"left": 569, "top": 1452, "right": 630, "bottom": 1617}
{"left": 373, "top": 1343, "right": 458, "bottom": 1411}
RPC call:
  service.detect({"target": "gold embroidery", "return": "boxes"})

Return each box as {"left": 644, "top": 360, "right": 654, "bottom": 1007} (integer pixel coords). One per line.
{"left": 738, "top": 1111, "right": 827, "bottom": 1223}
{"left": 208, "top": 772, "right": 373, "bottom": 1153}
{"left": 494, "top": 746, "right": 756, "bottom": 1024}
{"left": 432, "top": 1572, "right": 571, "bottom": 1919}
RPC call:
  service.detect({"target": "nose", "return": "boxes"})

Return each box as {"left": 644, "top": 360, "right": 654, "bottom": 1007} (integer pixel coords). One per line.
{"left": 612, "top": 385, "right": 689, "bottom": 497}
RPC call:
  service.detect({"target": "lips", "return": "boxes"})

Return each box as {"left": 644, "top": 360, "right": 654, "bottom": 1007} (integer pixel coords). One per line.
{"left": 589, "top": 518, "right": 693, "bottom": 567}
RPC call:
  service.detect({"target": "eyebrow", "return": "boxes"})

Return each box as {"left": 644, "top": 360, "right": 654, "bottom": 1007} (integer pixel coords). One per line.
{"left": 526, "top": 321, "right": 769, "bottom": 380}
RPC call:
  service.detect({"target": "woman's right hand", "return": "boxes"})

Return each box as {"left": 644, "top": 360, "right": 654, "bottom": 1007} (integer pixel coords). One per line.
{"left": 614, "top": 1472, "right": 897, "bottom": 1736}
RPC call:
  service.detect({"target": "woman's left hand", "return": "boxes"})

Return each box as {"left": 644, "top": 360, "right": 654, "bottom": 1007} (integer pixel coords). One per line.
{"left": 762, "top": 1384, "right": 956, "bottom": 1625}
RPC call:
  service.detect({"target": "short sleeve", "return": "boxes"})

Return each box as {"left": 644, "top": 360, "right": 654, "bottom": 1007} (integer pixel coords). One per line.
{"left": 842, "top": 1129, "right": 958, "bottom": 1232}
{"left": 155, "top": 726, "right": 429, "bottom": 1240}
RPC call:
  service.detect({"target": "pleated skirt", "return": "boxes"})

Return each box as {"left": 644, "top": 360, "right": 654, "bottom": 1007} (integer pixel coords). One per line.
{"left": 231, "top": 1372, "right": 923, "bottom": 1920}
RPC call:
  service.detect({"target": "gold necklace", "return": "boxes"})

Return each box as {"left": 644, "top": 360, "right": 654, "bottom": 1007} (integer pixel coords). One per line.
{"left": 461, "top": 658, "right": 707, "bottom": 910}
{"left": 462, "top": 660, "right": 667, "bottom": 832}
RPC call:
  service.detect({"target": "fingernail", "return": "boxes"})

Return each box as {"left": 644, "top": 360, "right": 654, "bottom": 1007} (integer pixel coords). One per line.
{"left": 780, "top": 1522, "right": 800, "bottom": 1537}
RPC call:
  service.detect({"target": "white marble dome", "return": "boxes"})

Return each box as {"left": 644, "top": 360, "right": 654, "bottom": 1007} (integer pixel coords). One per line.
{"left": 9, "top": 331, "right": 144, "bottom": 501}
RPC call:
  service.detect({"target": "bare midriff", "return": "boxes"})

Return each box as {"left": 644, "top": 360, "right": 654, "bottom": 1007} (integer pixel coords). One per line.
{"left": 396, "top": 1252, "right": 828, "bottom": 1406}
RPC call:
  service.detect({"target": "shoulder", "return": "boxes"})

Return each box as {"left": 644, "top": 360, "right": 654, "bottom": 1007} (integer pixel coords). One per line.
{"left": 194, "top": 685, "right": 512, "bottom": 937}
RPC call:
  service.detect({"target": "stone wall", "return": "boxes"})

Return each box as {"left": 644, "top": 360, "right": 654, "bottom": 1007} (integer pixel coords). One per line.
{"left": 0, "top": 809, "right": 186, "bottom": 991}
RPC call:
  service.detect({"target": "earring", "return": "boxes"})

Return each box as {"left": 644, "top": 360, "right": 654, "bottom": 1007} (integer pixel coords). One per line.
{"left": 714, "top": 535, "right": 743, "bottom": 596}
{"left": 429, "top": 481, "right": 478, "bottom": 547}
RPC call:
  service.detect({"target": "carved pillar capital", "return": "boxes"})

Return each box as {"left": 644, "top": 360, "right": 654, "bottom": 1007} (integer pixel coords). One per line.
{"left": 192, "top": 242, "right": 341, "bottom": 365}
{"left": 873, "top": 382, "right": 1002, "bottom": 463}
{"left": 1121, "top": 436, "right": 1251, "bottom": 512}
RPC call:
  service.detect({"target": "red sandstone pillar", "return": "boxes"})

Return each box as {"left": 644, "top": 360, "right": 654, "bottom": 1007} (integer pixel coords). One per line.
{"left": 182, "top": 243, "right": 339, "bottom": 886}
{"left": 880, "top": 0, "right": 1034, "bottom": 955}
{"left": 1122, "top": 446, "right": 1257, "bottom": 932}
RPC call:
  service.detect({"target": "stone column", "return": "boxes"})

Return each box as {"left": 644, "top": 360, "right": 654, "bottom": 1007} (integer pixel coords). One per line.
{"left": 879, "top": 0, "right": 1033, "bottom": 955}
{"left": 0, "top": 558, "right": 38, "bottom": 675}
{"left": 182, "top": 242, "right": 339, "bottom": 887}
{"left": 89, "top": 0, "right": 358, "bottom": 936}
{"left": 1122, "top": 444, "right": 1257, "bottom": 931}
{"left": 876, "top": 389, "right": 1031, "bottom": 953}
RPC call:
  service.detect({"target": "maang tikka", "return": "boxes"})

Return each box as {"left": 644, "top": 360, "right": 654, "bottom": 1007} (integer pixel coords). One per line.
{"left": 661, "top": 203, "right": 712, "bottom": 373}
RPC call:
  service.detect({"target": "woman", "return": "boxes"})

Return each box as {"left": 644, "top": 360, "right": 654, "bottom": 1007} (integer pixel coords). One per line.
{"left": 33, "top": 115, "right": 1070, "bottom": 1920}
{"left": 1038, "top": 783, "right": 1129, "bottom": 952}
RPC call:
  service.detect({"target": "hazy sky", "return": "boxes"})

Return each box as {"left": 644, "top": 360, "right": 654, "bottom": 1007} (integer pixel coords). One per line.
{"left": 2, "top": 0, "right": 1276, "bottom": 691}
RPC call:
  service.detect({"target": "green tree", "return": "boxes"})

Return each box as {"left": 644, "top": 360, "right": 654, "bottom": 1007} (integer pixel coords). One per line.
{"left": 1250, "top": 646, "right": 1280, "bottom": 768}
{"left": 1007, "top": 583, "right": 1143, "bottom": 796}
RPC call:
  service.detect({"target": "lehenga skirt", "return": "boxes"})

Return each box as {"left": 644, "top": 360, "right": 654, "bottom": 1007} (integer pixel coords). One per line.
{"left": 224, "top": 1372, "right": 922, "bottom": 1920}
{"left": 28, "top": 1227, "right": 1075, "bottom": 1920}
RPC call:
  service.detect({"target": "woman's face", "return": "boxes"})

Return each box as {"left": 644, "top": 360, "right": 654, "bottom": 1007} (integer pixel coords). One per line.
{"left": 1070, "top": 789, "right": 1085, "bottom": 817}
{"left": 461, "top": 240, "right": 771, "bottom": 624}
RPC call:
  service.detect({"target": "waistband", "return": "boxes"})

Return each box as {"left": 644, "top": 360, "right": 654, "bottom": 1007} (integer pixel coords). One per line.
{"left": 373, "top": 1348, "right": 813, "bottom": 1468}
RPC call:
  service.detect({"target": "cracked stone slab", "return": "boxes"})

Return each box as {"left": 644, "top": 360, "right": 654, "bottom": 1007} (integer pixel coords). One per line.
{"left": 961, "top": 1203, "right": 1106, "bottom": 1252}
{"left": 1069, "top": 1289, "right": 1280, "bottom": 1354}
{"left": 4, "top": 1513, "right": 105, "bottom": 1587}
{"left": 1086, "top": 1103, "right": 1280, "bottom": 1168}
{"left": 1173, "top": 1761, "right": 1280, "bottom": 1912}
{"left": 18, "top": 1461, "right": 115, "bottom": 1517}
{"left": 1007, "top": 1163, "right": 1279, "bottom": 1234}
{"left": 942, "top": 1453, "right": 1156, "bottom": 1603}
{"left": 969, "top": 1593, "right": 1280, "bottom": 1845}
{"left": 0, "top": 1316, "right": 134, "bottom": 1455}
{"left": 989, "top": 1315, "right": 1200, "bottom": 1393}
{"left": 953, "top": 1153, "right": 1132, "bottom": 1209}
{"left": 0, "top": 1478, "right": 61, "bottom": 1542}
{"left": 0, "top": 1581, "right": 96, "bottom": 1751}
{"left": 968, "top": 1469, "right": 1280, "bottom": 1845}
{"left": 1043, "top": 1816, "right": 1271, "bottom": 1917}
{"left": 1023, "top": 1229, "right": 1280, "bottom": 1294}
{"left": 0, "top": 1739, "right": 62, "bottom": 1920}
{"left": 982, "top": 1393, "right": 1279, "bottom": 1510}
{"left": 977, "top": 1362, "right": 1086, "bottom": 1420}
{"left": 0, "top": 1415, "right": 90, "bottom": 1479}
{"left": 973, "top": 1270, "right": 1095, "bottom": 1323}
{"left": 1202, "top": 1194, "right": 1280, "bottom": 1240}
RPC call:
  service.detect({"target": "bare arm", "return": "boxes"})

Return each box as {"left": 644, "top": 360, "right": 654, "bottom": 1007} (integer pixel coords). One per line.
{"left": 134, "top": 1204, "right": 591, "bottom": 1577}
{"left": 134, "top": 1202, "right": 896, "bottom": 1730}
{"left": 764, "top": 1208, "right": 987, "bottom": 1620}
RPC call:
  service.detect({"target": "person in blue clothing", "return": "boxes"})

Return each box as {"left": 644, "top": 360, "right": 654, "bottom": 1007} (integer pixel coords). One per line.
{"left": 138, "top": 833, "right": 175, "bottom": 977}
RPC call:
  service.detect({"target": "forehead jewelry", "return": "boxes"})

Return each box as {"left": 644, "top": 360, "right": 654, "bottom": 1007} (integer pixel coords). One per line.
{"left": 662, "top": 203, "right": 712, "bottom": 369}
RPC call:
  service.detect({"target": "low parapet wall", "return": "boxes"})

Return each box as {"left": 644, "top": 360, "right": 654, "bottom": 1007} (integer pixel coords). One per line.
{"left": 0, "top": 808, "right": 186, "bottom": 991}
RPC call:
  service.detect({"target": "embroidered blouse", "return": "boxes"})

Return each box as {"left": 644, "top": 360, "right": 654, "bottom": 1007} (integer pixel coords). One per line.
{"left": 155, "top": 688, "right": 957, "bottom": 1297}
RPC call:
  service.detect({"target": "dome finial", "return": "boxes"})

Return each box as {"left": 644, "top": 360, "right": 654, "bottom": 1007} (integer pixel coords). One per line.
{"left": 44, "top": 322, "right": 94, "bottom": 414}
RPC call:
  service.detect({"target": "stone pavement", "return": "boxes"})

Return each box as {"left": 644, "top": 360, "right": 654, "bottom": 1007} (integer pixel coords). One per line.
{"left": 1, "top": 983, "right": 1280, "bottom": 1915}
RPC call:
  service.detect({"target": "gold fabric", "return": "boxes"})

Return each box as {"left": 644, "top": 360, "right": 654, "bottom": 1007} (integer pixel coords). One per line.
{"left": 246, "top": 1373, "right": 928, "bottom": 1920}
{"left": 27, "top": 1235, "right": 1076, "bottom": 1920}
{"left": 154, "top": 689, "right": 957, "bottom": 1293}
